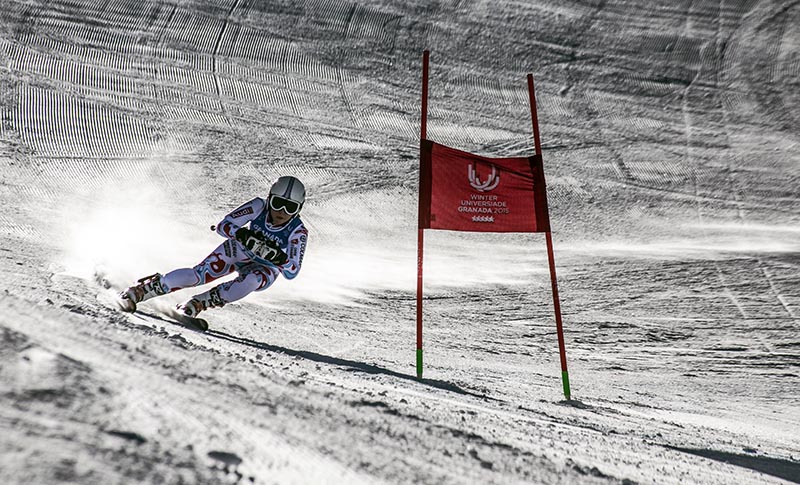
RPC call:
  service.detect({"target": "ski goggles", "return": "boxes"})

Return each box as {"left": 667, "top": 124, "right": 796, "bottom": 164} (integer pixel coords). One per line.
{"left": 269, "top": 195, "right": 301, "bottom": 215}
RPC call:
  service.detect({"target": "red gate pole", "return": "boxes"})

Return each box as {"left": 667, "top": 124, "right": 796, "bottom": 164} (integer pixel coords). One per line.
{"left": 527, "top": 74, "right": 571, "bottom": 400}
{"left": 417, "top": 50, "right": 430, "bottom": 379}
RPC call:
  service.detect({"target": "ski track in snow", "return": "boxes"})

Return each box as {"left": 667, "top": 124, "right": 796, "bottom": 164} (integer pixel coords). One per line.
{"left": 1, "top": 0, "right": 799, "bottom": 484}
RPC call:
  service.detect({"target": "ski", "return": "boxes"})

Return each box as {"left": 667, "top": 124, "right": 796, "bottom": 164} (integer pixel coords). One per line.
{"left": 113, "top": 288, "right": 209, "bottom": 332}
{"left": 117, "top": 293, "right": 137, "bottom": 313}
{"left": 169, "top": 311, "right": 209, "bottom": 332}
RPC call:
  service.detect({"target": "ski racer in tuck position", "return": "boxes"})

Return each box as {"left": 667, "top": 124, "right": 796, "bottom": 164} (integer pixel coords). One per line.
{"left": 120, "top": 176, "right": 308, "bottom": 321}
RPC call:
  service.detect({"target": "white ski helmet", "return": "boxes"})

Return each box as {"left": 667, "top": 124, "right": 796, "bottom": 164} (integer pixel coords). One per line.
{"left": 268, "top": 176, "right": 305, "bottom": 215}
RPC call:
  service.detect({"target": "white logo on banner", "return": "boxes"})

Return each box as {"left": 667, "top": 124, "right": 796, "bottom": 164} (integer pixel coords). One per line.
{"left": 468, "top": 163, "right": 500, "bottom": 192}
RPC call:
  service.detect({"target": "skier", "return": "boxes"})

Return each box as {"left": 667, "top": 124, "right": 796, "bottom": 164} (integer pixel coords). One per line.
{"left": 120, "top": 176, "right": 308, "bottom": 322}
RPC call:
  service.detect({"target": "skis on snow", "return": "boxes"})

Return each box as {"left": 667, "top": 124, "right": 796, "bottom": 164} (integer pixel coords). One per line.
{"left": 116, "top": 295, "right": 209, "bottom": 332}
{"left": 168, "top": 311, "right": 209, "bottom": 332}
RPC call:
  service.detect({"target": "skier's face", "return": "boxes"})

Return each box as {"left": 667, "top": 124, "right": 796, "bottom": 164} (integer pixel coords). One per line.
{"left": 268, "top": 195, "right": 301, "bottom": 225}
{"left": 270, "top": 207, "right": 293, "bottom": 226}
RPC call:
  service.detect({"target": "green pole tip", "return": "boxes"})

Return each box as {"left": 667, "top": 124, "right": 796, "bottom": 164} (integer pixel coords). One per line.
{"left": 416, "top": 349, "right": 424, "bottom": 379}
{"left": 562, "top": 370, "right": 571, "bottom": 400}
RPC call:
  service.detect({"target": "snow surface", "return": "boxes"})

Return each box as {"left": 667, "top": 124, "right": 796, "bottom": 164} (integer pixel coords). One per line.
{"left": 1, "top": 0, "right": 799, "bottom": 483}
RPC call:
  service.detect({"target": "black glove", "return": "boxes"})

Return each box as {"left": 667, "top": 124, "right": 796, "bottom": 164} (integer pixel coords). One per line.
{"left": 236, "top": 228, "right": 288, "bottom": 265}
{"left": 258, "top": 239, "right": 289, "bottom": 266}
{"left": 235, "top": 227, "right": 259, "bottom": 248}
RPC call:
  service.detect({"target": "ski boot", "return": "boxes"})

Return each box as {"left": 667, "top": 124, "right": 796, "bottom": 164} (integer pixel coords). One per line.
{"left": 175, "top": 287, "right": 225, "bottom": 332}
{"left": 119, "top": 273, "right": 167, "bottom": 312}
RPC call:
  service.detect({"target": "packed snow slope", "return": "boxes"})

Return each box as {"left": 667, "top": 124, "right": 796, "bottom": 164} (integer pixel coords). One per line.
{"left": 1, "top": 0, "right": 799, "bottom": 483}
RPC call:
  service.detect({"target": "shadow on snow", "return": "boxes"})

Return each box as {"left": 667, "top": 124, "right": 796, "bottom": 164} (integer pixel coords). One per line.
{"left": 205, "top": 329, "right": 497, "bottom": 401}
{"left": 667, "top": 446, "right": 800, "bottom": 484}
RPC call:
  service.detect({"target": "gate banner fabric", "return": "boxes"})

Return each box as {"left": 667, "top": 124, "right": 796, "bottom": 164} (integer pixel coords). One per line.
{"left": 419, "top": 139, "right": 551, "bottom": 233}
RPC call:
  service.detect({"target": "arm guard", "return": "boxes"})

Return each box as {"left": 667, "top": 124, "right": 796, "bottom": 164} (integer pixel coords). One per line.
{"left": 216, "top": 198, "right": 265, "bottom": 240}
{"left": 277, "top": 225, "right": 308, "bottom": 279}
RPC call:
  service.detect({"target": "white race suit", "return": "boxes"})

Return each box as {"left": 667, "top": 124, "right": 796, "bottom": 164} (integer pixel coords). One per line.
{"left": 160, "top": 197, "right": 308, "bottom": 304}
